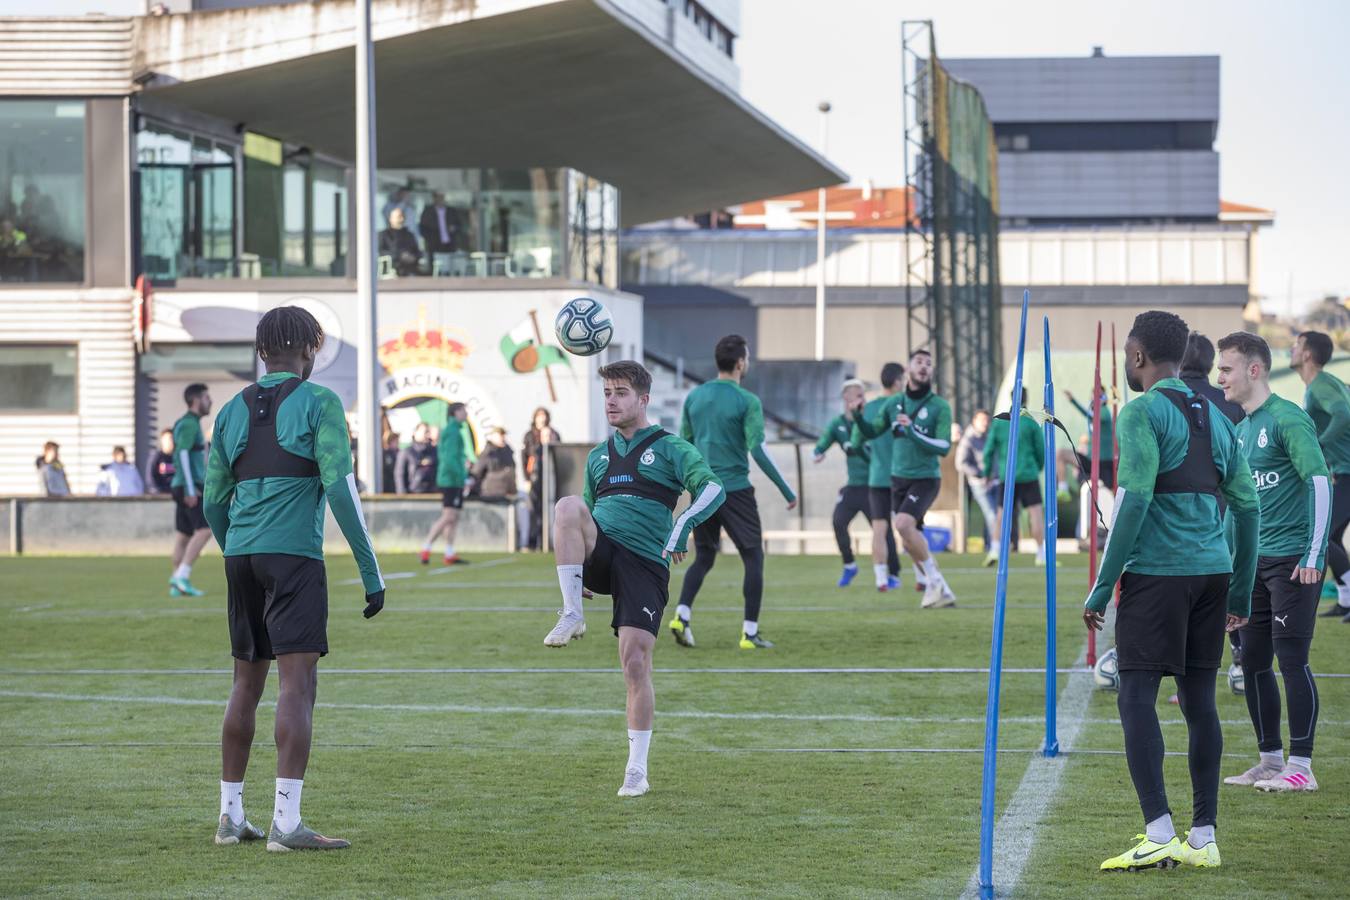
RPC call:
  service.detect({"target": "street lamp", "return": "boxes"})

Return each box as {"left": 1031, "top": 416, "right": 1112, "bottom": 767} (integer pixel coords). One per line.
{"left": 815, "top": 100, "right": 831, "bottom": 362}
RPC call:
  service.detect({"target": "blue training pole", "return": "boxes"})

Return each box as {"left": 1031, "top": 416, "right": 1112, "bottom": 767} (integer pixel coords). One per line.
{"left": 1042, "top": 317, "right": 1059, "bottom": 757}
{"left": 978, "top": 289, "right": 1030, "bottom": 899}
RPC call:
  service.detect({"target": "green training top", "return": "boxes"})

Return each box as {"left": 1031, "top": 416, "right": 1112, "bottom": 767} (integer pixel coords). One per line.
{"left": 1237, "top": 393, "right": 1332, "bottom": 565}
{"left": 855, "top": 388, "right": 953, "bottom": 480}
{"left": 1084, "top": 378, "right": 1259, "bottom": 615}
{"left": 583, "top": 424, "right": 724, "bottom": 565}
{"left": 815, "top": 413, "right": 870, "bottom": 487}
{"left": 171, "top": 411, "right": 206, "bottom": 495}
{"left": 1303, "top": 370, "right": 1350, "bottom": 475}
{"left": 853, "top": 394, "right": 896, "bottom": 488}
{"left": 203, "top": 372, "right": 385, "bottom": 595}
{"left": 1069, "top": 396, "right": 1115, "bottom": 462}
{"left": 436, "top": 418, "right": 468, "bottom": 488}
{"left": 680, "top": 379, "right": 795, "bottom": 500}
{"left": 982, "top": 412, "right": 1045, "bottom": 486}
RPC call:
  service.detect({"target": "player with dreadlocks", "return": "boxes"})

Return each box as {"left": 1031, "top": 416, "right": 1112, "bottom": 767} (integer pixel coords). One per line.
{"left": 203, "top": 305, "right": 386, "bottom": 851}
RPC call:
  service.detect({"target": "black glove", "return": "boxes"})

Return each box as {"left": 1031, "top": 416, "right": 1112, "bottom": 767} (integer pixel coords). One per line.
{"left": 363, "top": 589, "right": 385, "bottom": 619}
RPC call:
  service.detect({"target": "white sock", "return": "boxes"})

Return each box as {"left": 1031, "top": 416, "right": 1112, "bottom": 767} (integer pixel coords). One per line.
{"left": 423, "top": 539, "right": 434, "bottom": 551}
{"left": 1337, "top": 579, "right": 1350, "bottom": 608}
{"left": 1188, "top": 824, "right": 1214, "bottom": 848}
{"left": 1261, "top": 750, "right": 1284, "bottom": 769}
{"left": 626, "top": 729, "right": 651, "bottom": 775}
{"left": 220, "top": 780, "right": 243, "bottom": 826}
{"left": 173, "top": 563, "right": 192, "bottom": 581}
{"left": 1288, "top": 754, "right": 1312, "bottom": 772}
{"left": 743, "top": 620, "right": 758, "bottom": 637}
{"left": 675, "top": 603, "right": 692, "bottom": 622}
{"left": 444, "top": 543, "right": 455, "bottom": 558}
{"left": 989, "top": 541, "right": 1000, "bottom": 556}
{"left": 873, "top": 563, "right": 889, "bottom": 587}
{"left": 921, "top": 557, "right": 940, "bottom": 580}
{"left": 1145, "top": 812, "right": 1175, "bottom": 844}
{"left": 274, "top": 778, "right": 303, "bottom": 833}
{"left": 557, "top": 565, "right": 584, "bottom": 617}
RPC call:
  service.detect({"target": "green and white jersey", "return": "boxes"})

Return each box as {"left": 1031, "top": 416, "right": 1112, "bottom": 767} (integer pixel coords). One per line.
{"left": 982, "top": 413, "right": 1045, "bottom": 485}
{"left": 203, "top": 372, "right": 384, "bottom": 594}
{"left": 853, "top": 395, "right": 895, "bottom": 488}
{"left": 856, "top": 388, "right": 953, "bottom": 480}
{"left": 582, "top": 424, "right": 724, "bottom": 565}
{"left": 680, "top": 379, "right": 795, "bottom": 500}
{"left": 815, "top": 413, "right": 870, "bottom": 487}
{"left": 436, "top": 418, "right": 468, "bottom": 488}
{"left": 1236, "top": 393, "right": 1332, "bottom": 566}
{"left": 170, "top": 411, "right": 206, "bottom": 494}
{"left": 1084, "top": 378, "right": 1259, "bottom": 615}
{"left": 1303, "top": 370, "right": 1350, "bottom": 475}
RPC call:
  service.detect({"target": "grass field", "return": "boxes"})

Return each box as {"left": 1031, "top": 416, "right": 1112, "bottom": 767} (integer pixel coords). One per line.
{"left": 1, "top": 551, "right": 1346, "bottom": 898}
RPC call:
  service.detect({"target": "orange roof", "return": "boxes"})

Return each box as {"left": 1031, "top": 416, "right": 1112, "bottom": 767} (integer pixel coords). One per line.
{"left": 1220, "top": 199, "right": 1275, "bottom": 221}
{"left": 734, "top": 185, "right": 916, "bottom": 229}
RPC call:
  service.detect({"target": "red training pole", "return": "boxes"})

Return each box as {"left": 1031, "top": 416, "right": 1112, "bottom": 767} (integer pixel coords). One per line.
{"left": 1086, "top": 322, "right": 1103, "bottom": 667}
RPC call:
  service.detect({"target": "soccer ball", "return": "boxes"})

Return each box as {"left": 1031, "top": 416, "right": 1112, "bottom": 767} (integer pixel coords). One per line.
{"left": 1093, "top": 647, "right": 1119, "bottom": 691}
{"left": 555, "top": 297, "right": 613, "bottom": 357}
{"left": 1228, "top": 662, "right": 1245, "bottom": 696}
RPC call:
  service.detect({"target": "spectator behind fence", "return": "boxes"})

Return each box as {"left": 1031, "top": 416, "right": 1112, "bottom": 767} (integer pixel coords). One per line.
{"left": 419, "top": 191, "right": 469, "bottom": 257}
{"left": 395, "top": 422, "right": 438, "bottom": 493}
{"left": 145, "top": 428, "right": 176, "bottom": 494}
{"left": 381, "top": 187, "right": 420, "bottom": 240}
{"left": 96, "top": 445, "right": 144, "bottom": 496}
{"left": 956, "top": 409, "right": 1000, "bottom": 557}
{"left": 382, "top": 431, "right": 401, "bottom": 492}
{"left": 378, "top": 207, "right": 422, "bottom": 276}
{"left": 36, "top": 441, "right": 70, "bottom": 496}
{"left": 470, "top": 427, "right": 518, "bottom": 503}
{"left": 521, "top": 407, "right": 561, "bottom": 550}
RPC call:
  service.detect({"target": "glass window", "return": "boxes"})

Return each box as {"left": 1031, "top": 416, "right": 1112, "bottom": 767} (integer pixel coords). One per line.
{"left": 138, "top": 342, "right": 255, "bottom": 380}
{"left": 0, "top": 344, "right": 77, "bottom": 412}
{"left": 0, "top": 100, "right": 85, "bottom": 283}
{"left": 566, "top": 171, "right": 619, "bottom": 288}
{"left": 137, "top": 120, "right": 237, "bottom": 282}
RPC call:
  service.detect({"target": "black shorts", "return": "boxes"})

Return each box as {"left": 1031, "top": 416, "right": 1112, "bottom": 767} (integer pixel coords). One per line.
{"left": 868, "top": 487, "right": 891, "bottom": 521}
{"left": 890, "top": 477, "right": 941, "bottom": 526}
{"left": 1074, "top": 454, "right": 1117, "bottom": 490}
{"left": 441, "top": 486, "right": 464, "bottom": 509}
{"left": 171, "top": 485, "right": 208, "bottom": 536}
{"left": 692, "top": 486, "right": 763, "bottom": 553}
{"left": 835, "top": 485, "right": 871, "bottom": 522}
{"left": 1245, "top": 555, "right": 1321, "bottom": 640}
{"left": 583, "top": 525, "right": 670, "bottom": 637}
{"left": 1012, "top": 480, "right": 1043, "bottom": 509}
{"left": 224, "top": 553, "right": 329, "bottom": 661}
{"left": 1115, "top": 571, "right": 1228, "bottom": 675}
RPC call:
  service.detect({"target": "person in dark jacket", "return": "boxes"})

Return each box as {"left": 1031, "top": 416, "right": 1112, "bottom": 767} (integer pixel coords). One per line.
{"left": 145, "top": 428, "right": 176, "bottom": 494}
{"left": 381, "top": 432, "right": 400, "bottom": 493}
{"left": 394, "top": 423, "right": 438, "bottom": 493}
{"left": 1181, "top": 331, "right": 1246, "bottom": 426}
{"left": 521, "top": 407, "right": 561, "bottom": 550}
{"left": 470, "top": 427, "right": 518, "bottom": 503}
{"left": 378, "top": 207, "right": 422, "bottom": 277}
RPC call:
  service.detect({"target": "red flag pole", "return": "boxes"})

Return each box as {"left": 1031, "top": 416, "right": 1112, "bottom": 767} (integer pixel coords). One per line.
{"left": 1086, "top": 322, "right": 1103, "bottom": 667}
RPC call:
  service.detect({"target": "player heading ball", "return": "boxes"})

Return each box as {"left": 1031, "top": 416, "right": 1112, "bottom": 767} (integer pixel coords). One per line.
{"left": 543, "top": 360, "right": 724, "bottom": 797}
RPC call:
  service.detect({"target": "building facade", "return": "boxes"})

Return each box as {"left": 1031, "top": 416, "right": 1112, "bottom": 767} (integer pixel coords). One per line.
{"left": 0, "top": 0, "right": 842, "bottom": 495}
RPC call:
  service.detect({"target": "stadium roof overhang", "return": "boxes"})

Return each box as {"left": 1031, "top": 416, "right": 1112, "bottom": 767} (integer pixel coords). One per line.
{"left": 136, "top": 0, "right": 845, "bottom": 226}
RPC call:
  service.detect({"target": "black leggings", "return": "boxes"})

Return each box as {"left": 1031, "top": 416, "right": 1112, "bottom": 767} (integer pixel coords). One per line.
{"left": 1240, "top": 627, "right": 1319, "bottom": 758}
{"left": 1328, "top": 479, "right": 1350, "bottom": 582}
{"left": 1118, "top": 668, "right": 1222, "bottom": 828}
{"left": 832, "top": 493, "right": 898, "bottom": 574}
{"left": 678, "top": 543, "right": 765, "bottom": 624}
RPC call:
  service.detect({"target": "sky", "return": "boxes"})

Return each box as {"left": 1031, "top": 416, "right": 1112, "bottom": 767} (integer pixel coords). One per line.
{"left": 738, "top": 0, "right": 1350, "bottom": 314}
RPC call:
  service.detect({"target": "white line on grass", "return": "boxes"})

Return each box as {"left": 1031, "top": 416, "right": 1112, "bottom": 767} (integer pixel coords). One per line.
{"left": 959, "top": 609, "right": 1115, "bottom": 900}
{"left": 8, "top": 665, "right": 1350, "bottom": 677}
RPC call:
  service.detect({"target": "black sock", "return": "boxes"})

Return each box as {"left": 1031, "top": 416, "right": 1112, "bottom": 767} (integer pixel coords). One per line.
{"left": 1240, "top": 625, "right": 1284, "bottom": 754}
{"left": 677, "top": 541, "right": 717, "bottom": 610}
{"left": 832, "top": 502, "right": 855, "bottom": 565}
{"left": 885, "top": 527, "right": 900, "bottom": 577}
{"left": 1274, "top": 635, "right": 1319, "bottom": 759}
{"left": 739, "top": 546, "right": 765, "bottom": 624}
{"left": 1175, "top": 667, "right": 1222, "bottom": 828}
{"left": 1118, "top": 669, "right": 1170, "bottom": 824}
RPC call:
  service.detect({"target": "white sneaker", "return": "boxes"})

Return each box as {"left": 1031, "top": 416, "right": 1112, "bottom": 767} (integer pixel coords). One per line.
{"left": 617, "top": 767, "right": 649, "bottom": 797}
{"left": 543, "top": 610, "right": 586, "bottom": 647}
{"left": 1255, "top": 766, "right": 1318, "bottom": 792}
{"left": 921, "top": 577, "right": 955, "bottom": 608}
{"left": 1223, "top": 760, "right": 1284, "bottom": 786}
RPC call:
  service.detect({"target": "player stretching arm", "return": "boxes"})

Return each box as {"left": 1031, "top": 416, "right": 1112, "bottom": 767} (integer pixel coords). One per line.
{"left": 203, "top": 306, "right": 385, "bottom": 851}
{"left": 1217, "top": 331, "right": 1331, "bottom": 792}
{"left": 813, "top": 379, "right": 874, "bottom": 587}
{"left": 541, "top": 361, "right": 723, "bottom": 797}
{"left": 854, "top": 349, "right": 955, "bottom": 607}
{"left": 1292, "top": 330, "right": 1350, "bottom": 620}
{"left": 672, "top": 335, "right": 796, "bottom": 649}
{"left": 1083, "top": 311, "right": 1258, "bottom": 872}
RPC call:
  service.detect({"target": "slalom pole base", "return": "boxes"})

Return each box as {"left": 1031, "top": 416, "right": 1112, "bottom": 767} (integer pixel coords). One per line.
{"left": 1040, "top": 741, "right": 1060, "bottom": 759}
